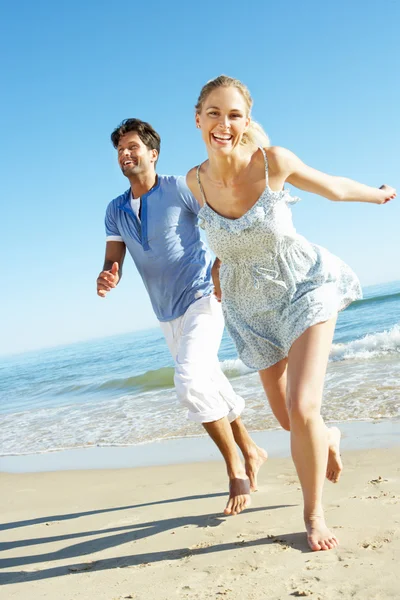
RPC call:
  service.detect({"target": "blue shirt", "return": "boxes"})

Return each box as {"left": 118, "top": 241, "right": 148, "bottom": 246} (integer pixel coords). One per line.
{"left": 105, "top": 175, "right": 213, "bottom": 321}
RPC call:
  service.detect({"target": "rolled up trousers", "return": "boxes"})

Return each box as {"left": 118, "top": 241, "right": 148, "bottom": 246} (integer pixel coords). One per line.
{"left": 159, "top": 295, "right": 245, "bottom": 424}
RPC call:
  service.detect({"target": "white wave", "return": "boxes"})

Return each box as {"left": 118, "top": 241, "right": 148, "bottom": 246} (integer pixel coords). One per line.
{"left": 220, "top": 358, "right": 255, "bottom": 377}
{"left": 219, "top": 325, "right": 400, "bottom": 376}
{"left": 331, "top": 324, "right": 400, "bottom": 362}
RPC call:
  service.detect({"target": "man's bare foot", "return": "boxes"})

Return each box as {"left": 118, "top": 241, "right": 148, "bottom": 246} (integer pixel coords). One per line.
{"left": 305, "top": 513, "right": 339, "bottom": 551}
{"left": 224, "top": 477, "right": 251, "bottom": 516}
{"left": 326, "top": 427, "right": 343, "bottom": 483}
{"left": 244, "top": 447, "right": 268, "bottom": 492}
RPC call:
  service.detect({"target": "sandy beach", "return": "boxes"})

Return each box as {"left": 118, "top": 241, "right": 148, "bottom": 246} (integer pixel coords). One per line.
{"left": 1, "top": 443, "right": 399, "bottom": 600}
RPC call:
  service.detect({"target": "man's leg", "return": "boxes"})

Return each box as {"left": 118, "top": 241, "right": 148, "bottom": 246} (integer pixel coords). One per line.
{"left": 230, "top": 417, "right": 268, "bottom": 492}
{"left": 203, "top": 297, "right": 268, "bottom": 491}
{"left": 202, "top": 417, "right": 250, "bottom": 516}
{"left": 160, "top": 296, "right": 265, "bottom": 515}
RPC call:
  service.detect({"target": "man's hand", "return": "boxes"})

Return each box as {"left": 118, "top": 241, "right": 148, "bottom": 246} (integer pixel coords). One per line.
{"left": 211, "top": 259, "right": 222, "bottom": 302}
{"left": 97, "top": 262, "right": 119, "bottom": 298}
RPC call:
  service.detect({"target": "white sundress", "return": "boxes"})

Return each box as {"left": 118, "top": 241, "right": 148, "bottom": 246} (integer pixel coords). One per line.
{"left": 196, "top": 148, "right": 362, "bottom": 370}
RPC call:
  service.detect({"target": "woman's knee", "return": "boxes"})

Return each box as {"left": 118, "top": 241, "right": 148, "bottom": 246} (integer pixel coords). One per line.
{"left": 287, "top": 391, "right": 321, "bottom": 425}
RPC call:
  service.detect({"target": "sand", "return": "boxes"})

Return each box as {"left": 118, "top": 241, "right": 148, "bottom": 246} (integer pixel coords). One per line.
{"left": 1, "top": 446, "right": 399, "bottom": 600}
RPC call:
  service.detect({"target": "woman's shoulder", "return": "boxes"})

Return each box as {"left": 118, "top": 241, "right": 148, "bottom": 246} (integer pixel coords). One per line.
{"left": 186, "top": 166, "right": 198, "bottom": 192}
{"left": 264, "top": 145, "right": 291, "bottom": 161}
{"left": 186, "top": 165, "right": 198, "bottom": 180}
{"left": 264, "top": 146, "right": 297, "bottom": 174}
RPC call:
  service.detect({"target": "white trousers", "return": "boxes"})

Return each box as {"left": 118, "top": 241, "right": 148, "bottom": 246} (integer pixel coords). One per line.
{"left": 159, "top": 295, "right": 245, "bottom": 424}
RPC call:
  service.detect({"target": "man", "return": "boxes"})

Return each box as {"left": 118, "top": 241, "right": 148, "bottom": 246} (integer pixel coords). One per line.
{"left": 97, "top": 119, "right": 267, "bottom": 515}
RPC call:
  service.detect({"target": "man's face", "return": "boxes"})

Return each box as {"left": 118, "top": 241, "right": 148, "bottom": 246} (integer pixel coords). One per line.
{"left": 117, "top": 132, "right": 157, "bottom": 178}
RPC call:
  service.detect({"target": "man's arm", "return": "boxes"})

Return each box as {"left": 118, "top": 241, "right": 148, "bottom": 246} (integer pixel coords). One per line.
{"left": 97, "top": 241, "right": 126, "bottom": 298}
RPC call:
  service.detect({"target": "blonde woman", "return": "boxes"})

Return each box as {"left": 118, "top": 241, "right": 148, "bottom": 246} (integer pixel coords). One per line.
{"left": 186, "top": 75, "right": 396, "bottom": 551}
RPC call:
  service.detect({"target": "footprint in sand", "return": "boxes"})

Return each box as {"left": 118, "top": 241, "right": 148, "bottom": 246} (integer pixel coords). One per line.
{"left": 265, "top": 536, "right": 295, "bottom": 553}
{"left": 368, "top": 475, "right": 389, "bottom": 485}
{"left": 360, "top": 532, "right": 393, "bottom": 550}
{"left": 352, "top": 490, "right": 398, "bottom": 502}
{"left": 68, "top": 562, "right": 97, "bottom": 572}
{"left": 189, "top": 541, "right": 213, "bottom": 549}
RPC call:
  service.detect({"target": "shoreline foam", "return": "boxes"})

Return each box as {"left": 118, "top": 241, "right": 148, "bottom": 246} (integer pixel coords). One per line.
{"left": 1, "top": 418, "right": 399, "bottom": 474}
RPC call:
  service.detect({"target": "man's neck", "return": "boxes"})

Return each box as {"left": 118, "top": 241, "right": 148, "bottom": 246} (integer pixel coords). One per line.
{"left": 129, "top": 172, "right": 158, "bottom": 199}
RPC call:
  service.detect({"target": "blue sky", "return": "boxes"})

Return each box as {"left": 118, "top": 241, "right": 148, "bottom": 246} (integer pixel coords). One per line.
{"left": 1, "top": 0, "right": 399, "bottom": 355}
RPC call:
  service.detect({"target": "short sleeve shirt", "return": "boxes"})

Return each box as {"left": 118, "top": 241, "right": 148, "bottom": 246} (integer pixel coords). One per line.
{"left": 105, "top": 175, "right": 213, "bottom": 321}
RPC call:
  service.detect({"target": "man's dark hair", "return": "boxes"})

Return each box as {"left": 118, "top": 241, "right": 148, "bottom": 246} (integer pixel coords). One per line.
{"left": 111, "top": 118, "right": 161, "bottom": 161}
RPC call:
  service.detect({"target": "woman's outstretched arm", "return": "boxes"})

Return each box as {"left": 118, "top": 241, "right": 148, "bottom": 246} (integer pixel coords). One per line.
{"left": 269, "top": 146, "right": 396, "bottom": 205}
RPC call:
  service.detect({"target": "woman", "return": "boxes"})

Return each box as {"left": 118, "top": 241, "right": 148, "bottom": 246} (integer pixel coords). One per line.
{"left": 186, "top": 75, "right": 396, "bottom": 552}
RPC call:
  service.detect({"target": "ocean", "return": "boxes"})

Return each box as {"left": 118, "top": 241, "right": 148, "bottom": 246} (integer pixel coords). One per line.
{"left": 1, "top": 281, "right": 399, "bottom": 457}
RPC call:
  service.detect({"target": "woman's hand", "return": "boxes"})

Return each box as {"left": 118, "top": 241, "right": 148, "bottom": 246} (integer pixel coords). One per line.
{"left": 211, "top": 258, "right": 222, "bottom": 302}
{"left": 378, "top": 184, "right": 397, "bottom": 204}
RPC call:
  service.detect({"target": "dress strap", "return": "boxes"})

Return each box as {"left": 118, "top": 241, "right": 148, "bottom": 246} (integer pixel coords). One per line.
{"left": 196, "top": 164, "right": 207, "bottom": 205}
{"left": 259, "top": 147, "right": 269, "bottom": 187}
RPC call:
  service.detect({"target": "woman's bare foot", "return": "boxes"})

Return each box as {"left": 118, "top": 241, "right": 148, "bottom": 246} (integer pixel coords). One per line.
{"left": 326, "top": 427, "right": 343, "bottom": 483}
{"left": 224, "top": 476, "right": 251, "bottom": 515}
{"left": 305, "top": 513, "right": 339, "bottom": 551}
{"left": 244, "top": 447, "right": 268, "bottom": 492}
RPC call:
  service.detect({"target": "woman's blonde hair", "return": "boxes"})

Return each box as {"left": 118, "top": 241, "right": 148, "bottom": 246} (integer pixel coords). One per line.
{"left": 195, "top": 75, "right": 270, "bottom": 148}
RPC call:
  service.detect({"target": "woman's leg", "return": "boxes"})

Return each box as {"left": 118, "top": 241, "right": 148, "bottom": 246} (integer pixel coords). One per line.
{"left": 259, "top": 358, "right": 290, "bottom": 431}
{"left": 286, "top": 317, "right": 338, "bottom": 551}
{"left": 259, "top": 359, "right": 342, "bottom": 483}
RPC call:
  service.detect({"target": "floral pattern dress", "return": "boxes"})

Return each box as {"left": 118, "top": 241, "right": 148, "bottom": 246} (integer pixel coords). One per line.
{"left": 196, "top": 148, "right": 362, "bottom": 370}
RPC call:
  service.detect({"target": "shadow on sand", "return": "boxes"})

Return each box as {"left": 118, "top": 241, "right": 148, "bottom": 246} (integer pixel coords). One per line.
{"left": 0, "top": 492, "right": 303, "bottom": 585}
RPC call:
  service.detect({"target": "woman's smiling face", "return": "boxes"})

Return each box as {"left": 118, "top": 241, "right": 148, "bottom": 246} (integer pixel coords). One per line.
{"left": 196, "top": 86, "right": 250, "bottom": 153}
